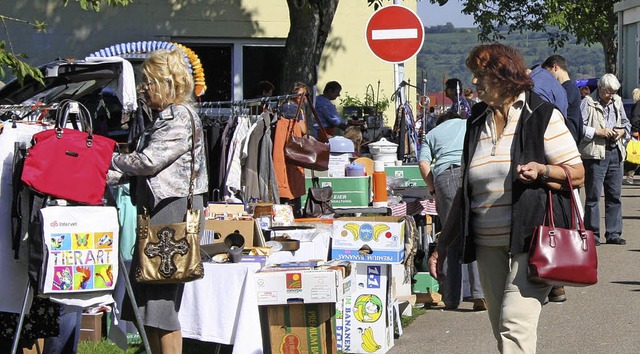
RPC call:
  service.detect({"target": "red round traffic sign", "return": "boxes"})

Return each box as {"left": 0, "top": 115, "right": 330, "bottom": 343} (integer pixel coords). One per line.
{"left": 365, "top": 5, "right": 425, "bottom": 63}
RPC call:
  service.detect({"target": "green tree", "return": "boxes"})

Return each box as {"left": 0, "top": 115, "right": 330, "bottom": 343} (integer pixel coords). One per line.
{"left": 439, "top": 0, "right": 618, "bottom": 74}
{"left": 0, "top": 0, "right": 131, "bottom": 85}
{"left": 369, "top": 0, "right": 617, "bottom": 74}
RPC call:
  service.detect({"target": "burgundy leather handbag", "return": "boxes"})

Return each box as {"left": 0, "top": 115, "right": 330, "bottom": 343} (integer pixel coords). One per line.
{"left": 21, "top": 100, "right": 116, "bottom": 205}
{"left": 528, "top": 165, "right": 598, "bottom": 287}
{"left": 283, "top": 93, "right": 330, "bottom": 171}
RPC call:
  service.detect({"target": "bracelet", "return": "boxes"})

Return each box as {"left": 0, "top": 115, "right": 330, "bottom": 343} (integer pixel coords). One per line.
{"left": 540, "top": 165, "right": 550, "bottom": 181}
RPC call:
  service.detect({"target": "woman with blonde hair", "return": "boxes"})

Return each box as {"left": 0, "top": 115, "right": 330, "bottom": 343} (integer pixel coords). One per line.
{"left": 108, "top": 48, "right": 208, "bottom": 354}
{"left": 624, "top": 87, "right": 640, "bottom": 184}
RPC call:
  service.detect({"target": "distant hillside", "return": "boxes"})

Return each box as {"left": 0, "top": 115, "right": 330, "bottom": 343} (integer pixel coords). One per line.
{"left": 416, "top": 27, "right": 605, "bottom": 95}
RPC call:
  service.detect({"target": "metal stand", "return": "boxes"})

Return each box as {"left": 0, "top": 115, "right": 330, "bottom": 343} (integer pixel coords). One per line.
{"left": 10, "top": 282, "right": 34, "bottom": 354}
{"left": 119, "top": 252, "right": 152, "bottom": 354}
{"left": 10, "top": 252, "right": 152, "bottom": 354}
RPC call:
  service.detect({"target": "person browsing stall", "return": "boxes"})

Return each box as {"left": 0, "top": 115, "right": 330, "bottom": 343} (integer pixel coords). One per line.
{"left": 418, "top": 112, "right": 486, "bottom": 312}
{"left": 108, "top": 48, "right": 208, "bottom": 354}
{"left": 581, "top": 73, "right": 631, "bottom": 246}
{"left": 314, "top": 81, "right": 347, "bottom": 140}
{"left": 428, "top": 43, "right": 584, "bottom": 353}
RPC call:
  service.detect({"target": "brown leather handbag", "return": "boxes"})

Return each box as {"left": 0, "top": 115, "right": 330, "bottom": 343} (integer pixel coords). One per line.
{"left": 304, "top": 177, "right": 334, "bottom": 217}
{"left": 528, "top": 165, "right": 598, "bottom": 287}
{"left": 134, "top": 109, "right": 204, "bottom": 284}
{"left": 283, "top": 93, "right": 331, "bottom": 171}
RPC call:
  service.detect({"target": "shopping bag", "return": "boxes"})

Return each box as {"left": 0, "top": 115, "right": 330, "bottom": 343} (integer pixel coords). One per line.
{"left": 625, "top": 139, "right": 640, "bottom": 165}
{"left": 36, "top": 206, "right": 119, "bottom": 294}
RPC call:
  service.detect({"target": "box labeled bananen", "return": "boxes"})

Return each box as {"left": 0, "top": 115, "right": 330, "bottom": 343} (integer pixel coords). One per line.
{"left": 268, "top": 303, "right": 336, "bottom": 354}
{"left": 331, "top": 216, "right": 405, "bottom": 263}
{"left": 336, "top": 263, "right": 394, "bottom": 353}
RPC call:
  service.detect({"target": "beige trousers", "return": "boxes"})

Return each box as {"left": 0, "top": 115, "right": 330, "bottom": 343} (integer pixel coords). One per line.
{"left": 476, "top": 245, "right": 552, "bottom": 354}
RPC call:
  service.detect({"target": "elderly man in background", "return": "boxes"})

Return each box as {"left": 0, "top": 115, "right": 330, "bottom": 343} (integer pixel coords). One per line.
{"left": 581, "top": 73, "right": 630, "bottom": 246}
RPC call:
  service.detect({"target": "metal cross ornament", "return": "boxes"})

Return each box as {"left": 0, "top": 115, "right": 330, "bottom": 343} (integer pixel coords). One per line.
{"left": 144, "top": 226, "right": 189, "bottom": 278}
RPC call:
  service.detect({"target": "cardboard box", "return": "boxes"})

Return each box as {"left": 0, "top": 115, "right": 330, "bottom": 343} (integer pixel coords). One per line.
{"left": 336, "top": 263, "right": 393, "bottom": 353}
{"left": 203, "top": 219, "right": 255, "bottom": 247}
{"left": 331, "top": 217, "right": 405, "bottom": 263}
{"left": 384, "top": 165, "right": 426, "bottom": 187}
{"left": 79, "top": 313, "right": 103, "bottom": 342}
{"left": 254, "top": 261, "right": 356, "bottom": 305}
{"left": 205, "top": 202, "right": 245, "bottom": 218}
{"left": 270, "top": 226, "right": 331, "bottom": 262}
{"left": 301, "top": 176, "right": 371, "bottom": 208}
{"left": 268, "top": 303, "right": 336, "bottom": 354}
{"left": 412, "top": 272, "right": 440, "bottom": 293}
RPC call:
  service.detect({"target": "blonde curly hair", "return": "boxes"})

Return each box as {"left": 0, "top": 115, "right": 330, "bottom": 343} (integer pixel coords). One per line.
{"left": 142, "top": 48, "right": 194, "bottom": 108}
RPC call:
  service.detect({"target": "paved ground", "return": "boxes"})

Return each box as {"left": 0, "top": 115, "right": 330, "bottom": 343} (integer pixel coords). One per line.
{"left": 391, "top": 182, "right": 640, "bottom": 354}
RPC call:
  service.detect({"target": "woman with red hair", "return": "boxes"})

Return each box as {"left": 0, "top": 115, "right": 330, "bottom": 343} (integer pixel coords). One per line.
{"left": 430, "top": 43, "right": 584, "bottom": 353}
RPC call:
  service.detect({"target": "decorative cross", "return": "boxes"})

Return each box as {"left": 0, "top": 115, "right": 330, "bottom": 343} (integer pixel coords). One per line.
{"left": 144, "top": 226, "right": 190, "bottom": 278}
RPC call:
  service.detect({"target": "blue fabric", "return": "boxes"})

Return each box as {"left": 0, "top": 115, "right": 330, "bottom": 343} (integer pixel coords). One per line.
{"left": 43, "top": 305, "right": 82, "bottom": 354}
{"left": 114, "top": 185, "right": 136, "bottom": 261}
{"left": 563, "top": 80, "right": 583, "bottom": 143}
{"left": 419, "top": 118, "right": 466, "bottom": 178}
{"left": 584, "top": 150, "right": 624, "bottom": 241}
{"left": 450, "top": 96, "right": 473, "bottom": 118}
{"left": 313, "top": 94, "right": 344, "bottom": 137}
{"left": 530, "top": 66, "right": 568, "bottom": 117}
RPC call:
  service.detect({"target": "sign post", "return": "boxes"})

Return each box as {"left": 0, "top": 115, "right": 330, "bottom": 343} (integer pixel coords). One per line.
{"left": 366, "top": 5, "right": 425, "bottom": 161}
{"left": 365, "top": 5, "right": 425, "bottom": 63}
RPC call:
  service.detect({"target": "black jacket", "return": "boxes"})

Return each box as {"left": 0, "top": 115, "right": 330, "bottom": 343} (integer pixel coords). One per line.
{"left": 458, "top": 91, "right": 573, "bottom": 263}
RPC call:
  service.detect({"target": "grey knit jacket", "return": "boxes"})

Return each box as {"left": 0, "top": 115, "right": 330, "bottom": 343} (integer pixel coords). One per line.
{"left": 108, "top": 104, "right": 208, "bottom": 207}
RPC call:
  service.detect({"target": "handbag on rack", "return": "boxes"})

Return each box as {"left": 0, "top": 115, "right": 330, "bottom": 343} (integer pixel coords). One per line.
{"left": 625, "top": 139, "right": 640, "bottom": 165}
{"left": 283, "top": 93, "right": 331, "bottom": 171}
{"left": 304, "top": 176, "right": 334, "bottom": 217}
{"left": 134, "top": 109, "right": 204, "bottom": 284}
{"left": 21, "top": 100, "right": 117, "bottom": 205}
{"left": 528, "top": 165, "right": 598, "bottom": 287}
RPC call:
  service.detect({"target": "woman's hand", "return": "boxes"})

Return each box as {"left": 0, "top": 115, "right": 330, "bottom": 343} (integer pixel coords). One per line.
{"left": 516, "top": 162, "right": 542, "bottom": 184}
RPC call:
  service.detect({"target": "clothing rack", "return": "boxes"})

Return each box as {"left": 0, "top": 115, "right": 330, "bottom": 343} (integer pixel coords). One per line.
{"left": 196, "top": 93, "right": 303, "bottom": 108}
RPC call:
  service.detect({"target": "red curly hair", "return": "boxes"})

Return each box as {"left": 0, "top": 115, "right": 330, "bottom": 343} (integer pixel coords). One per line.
{"left": 465, "top": 43, "right": 533, "bottom": 97}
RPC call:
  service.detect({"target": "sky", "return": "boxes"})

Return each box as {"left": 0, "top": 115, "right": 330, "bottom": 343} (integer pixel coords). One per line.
{"left": 417, "top": 0, "right": 476, "bottom": 28}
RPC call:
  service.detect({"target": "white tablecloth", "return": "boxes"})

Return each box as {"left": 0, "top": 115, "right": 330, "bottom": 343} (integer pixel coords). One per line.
{"left": 179, "top": 262, "right": 262, "bottom": 354}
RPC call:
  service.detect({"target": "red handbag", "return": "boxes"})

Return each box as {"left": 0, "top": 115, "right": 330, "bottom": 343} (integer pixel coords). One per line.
{"left": 21, "top": 100, "right": 116, "bottom": 205}
{"left": 528, "top": 165, "right": 598, "bottom": 287}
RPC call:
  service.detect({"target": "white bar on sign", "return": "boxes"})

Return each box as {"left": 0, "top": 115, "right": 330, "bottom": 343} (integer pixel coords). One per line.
{"left": 371, "top": 28, "right": 418, "bottom": 40}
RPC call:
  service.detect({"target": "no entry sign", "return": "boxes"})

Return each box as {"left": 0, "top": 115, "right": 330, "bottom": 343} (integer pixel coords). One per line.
{"left": 365, "top": 5, "right": 425, "bottom": 63}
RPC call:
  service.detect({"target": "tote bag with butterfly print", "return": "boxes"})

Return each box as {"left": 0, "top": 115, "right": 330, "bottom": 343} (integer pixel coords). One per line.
{"left": 35, "top": 206, "right": 119, "bottom": 295}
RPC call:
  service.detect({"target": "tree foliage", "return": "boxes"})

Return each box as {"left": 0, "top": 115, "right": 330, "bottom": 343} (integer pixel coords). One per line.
{"left": 438, "top": 0, "right": 618, "bottom": 74}
{"left": 368, "top": 0, "right": 618, "bottom": 74}
{"left": 0, "top": 0, "right": 132, "bottom": 86}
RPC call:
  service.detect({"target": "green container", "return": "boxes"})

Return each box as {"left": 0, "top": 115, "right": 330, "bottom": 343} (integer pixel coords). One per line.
{"left": 384, "top": 165, "right": 426, "bottom": 187}
{"left": 301, "top": 176, "right": 371, "bottom": 208}
{"left": 412, "top": 272, "right": 439, "bottom": 293}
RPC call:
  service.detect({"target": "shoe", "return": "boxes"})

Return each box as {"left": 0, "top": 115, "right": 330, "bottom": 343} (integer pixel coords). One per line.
{"left": 626, "top": 176, "right": 634, "bottom": 185}
{"left": 444, "top": 304, "right": 459, "bottom": 310}
{"left": 548, "top": 286, "right": 567, "bottom": 302}
{"left": 472, "top": 298, "right": 487, "bottom": 311}
{"left": 606, "top": 237, "right": 627, "bottom": 245}
{"left": 595, "top": 238, "right": 601, "bottom": 246}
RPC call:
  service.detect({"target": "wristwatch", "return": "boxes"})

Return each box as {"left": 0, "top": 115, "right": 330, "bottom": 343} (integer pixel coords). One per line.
{"left": 540, "top": 165, "right": 550, "bottom": 182}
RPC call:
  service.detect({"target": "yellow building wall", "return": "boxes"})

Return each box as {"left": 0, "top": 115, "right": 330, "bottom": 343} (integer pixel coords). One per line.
{"left": 0, "top": 0, "right": 417, "bottom": 121}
